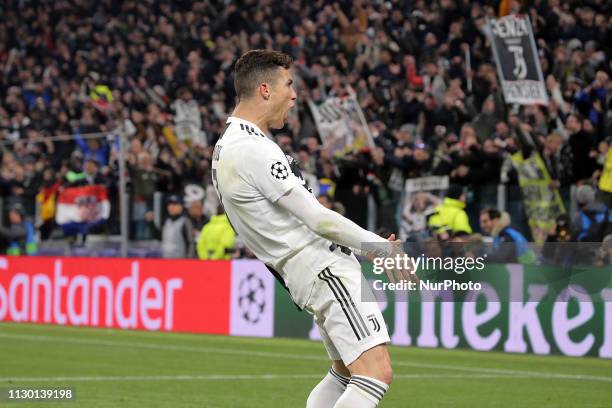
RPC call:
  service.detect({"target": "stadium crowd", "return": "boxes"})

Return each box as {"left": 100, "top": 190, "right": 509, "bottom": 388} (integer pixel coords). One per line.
{"left": 0, "top": 0, "right": 611, "bottom": 259}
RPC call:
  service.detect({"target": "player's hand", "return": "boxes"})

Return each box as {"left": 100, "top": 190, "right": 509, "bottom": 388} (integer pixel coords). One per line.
{"left": 385, "top": 234, "right": 419, "bottom": 285}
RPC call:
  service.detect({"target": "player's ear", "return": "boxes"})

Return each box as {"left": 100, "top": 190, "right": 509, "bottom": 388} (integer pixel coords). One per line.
{"left": 259, "top": 83, "right": 271, "bottom": 100}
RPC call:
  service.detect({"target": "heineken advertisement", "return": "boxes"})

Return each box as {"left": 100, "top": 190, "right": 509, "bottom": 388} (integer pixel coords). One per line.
{"left": 275, "top": 262, "right": 612, "bottom": 359}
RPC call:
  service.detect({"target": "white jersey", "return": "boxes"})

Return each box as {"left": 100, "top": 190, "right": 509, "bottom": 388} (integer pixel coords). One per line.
{"left": 211, "top": 117, "right": 334, "bottom": 304}
{"left": 213, "top": 117, "right": 391, "bottom": 361}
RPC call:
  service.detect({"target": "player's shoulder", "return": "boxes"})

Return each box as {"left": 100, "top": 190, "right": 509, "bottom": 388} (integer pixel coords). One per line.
{"left": 223, "top": 119, "right": 267, "bottom": 140}
{"left": 224, "top": 120, "right": 282, "bottom": 153}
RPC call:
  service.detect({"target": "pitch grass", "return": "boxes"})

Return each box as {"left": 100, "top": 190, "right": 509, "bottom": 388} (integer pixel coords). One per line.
{"left": 0, "top": 323, "right": 611, "bottom": 408}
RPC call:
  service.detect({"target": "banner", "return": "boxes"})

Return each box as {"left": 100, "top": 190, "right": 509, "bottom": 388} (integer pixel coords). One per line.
{"left": 172, "top": 98, "right": 206, "bottom": 145}
{"left": 399, "top": 176, "right": 449, "bottom": 240}
{"left": 308, "top": 88, "right": 373, "bottom": 157}
{"left": 511, "top": 151, "right": 565, "bottom": 244}
{"left": 230, "top": 260, "right": 275, "bottom": 337}
{"left": 0, "top": 257, "right": 231, "bottom": 334}
{"left": 55, "top": 184, "right": 110, "bottom": 225}
{"left": 489, "top": 14, "right": 548, "bottom": 105}
{"left": 273, "top": 262, "right": 612, "bottom": 359}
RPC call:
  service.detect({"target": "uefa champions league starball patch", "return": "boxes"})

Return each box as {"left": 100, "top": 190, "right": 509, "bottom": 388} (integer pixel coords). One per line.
{"left": 270, "top": 161, "right": 289, "bottom": 180}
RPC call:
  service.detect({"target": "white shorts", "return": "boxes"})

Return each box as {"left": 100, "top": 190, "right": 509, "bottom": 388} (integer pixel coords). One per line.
{"left": 303, "top": 250, "right": 390, "bottom": 366}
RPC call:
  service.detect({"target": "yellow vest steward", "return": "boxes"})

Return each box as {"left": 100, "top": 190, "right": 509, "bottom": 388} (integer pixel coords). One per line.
{"left": 599, "top": 149, "right": 612, "bottom": 193}
{"left": 197, "top": 214, "right": 236, "bottom": 260}
{"left": 428, "top": 197, "right": 473, "bottom": 234}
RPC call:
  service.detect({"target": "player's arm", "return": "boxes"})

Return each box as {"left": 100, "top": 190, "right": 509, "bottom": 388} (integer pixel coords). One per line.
{"left": 277, "top": 185, "right": 389, "bottom": 254}
{"left": 277, "top": 186, "right": 417, "bottom": 283}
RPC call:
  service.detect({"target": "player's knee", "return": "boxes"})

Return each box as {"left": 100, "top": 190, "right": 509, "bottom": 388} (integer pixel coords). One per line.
{"left": 375, "top": 347, "right": 393, "bottom": 385}
{"left": 367, "top": 358, "right": 393, "bottom": 385}
{"left": 351, "top": 345, "right": 393, "bottom": 385}
{"left": 379, "top": 361, "right": 393, "bottom": 385}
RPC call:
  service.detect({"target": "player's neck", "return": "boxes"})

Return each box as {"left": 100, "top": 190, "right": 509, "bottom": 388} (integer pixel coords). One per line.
{"left": 232, "top": 102, "right": 271, "bottom": 134}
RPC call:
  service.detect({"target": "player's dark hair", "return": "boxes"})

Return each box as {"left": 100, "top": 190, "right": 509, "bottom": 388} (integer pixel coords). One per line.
{"left": 234, "top": 50, "right": 293, "bottom": 99}
{"left": 481, "top": 207, "right": 501, "bottom": 220}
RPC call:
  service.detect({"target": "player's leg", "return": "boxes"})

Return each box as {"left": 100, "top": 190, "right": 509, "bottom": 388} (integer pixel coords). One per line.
{"left": 313, "top": 262, "right": 392, "bottom": 407}
{"left": 346, "top": 343, "right": 392, "bottom": 383}
{"left": 333, "top": 346, "right": 391, "bottom": 408}
{"left": 306, "top": 323, "right": 350, "bottom": 408}
{"left": 333, "top": 344, "right": 392, "bottom": 408}
{"left": 306, "top": 361, "right": 350, "bottom": 408}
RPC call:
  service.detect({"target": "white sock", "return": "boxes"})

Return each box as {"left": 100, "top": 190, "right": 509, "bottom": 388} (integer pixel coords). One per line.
{"left": 306, "top": 367, "right": 350, "bottom": 408}
{"left": 333, "top": 375, "right": 389, "bottom": 408}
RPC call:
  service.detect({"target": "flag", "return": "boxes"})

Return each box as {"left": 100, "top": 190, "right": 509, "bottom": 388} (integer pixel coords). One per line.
{"left": 488, "top": 14, "right": 548, "bottom": 105}
{"left": 36, "top": 181, "right": 61, "bottom": 223}
{"left": 55, "top": 185, "right": 111, "bottom": 226}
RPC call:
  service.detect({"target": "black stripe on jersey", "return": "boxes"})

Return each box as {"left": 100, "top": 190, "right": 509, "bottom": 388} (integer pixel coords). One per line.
{"left": 237, "top": 122, "right": 265, "bottom": 137}
{"left": 218, "top": 123, "right": 231, "bottom": 140}
{"left": 319, "top": 268, "right": 369, "bottom": 340}
{"left": 322, "top": 269, "right": 368, "bottom": 339}
{"left": 265, "top": 265, "right": 302, "bottom": 311}
{"left": 349, "top": 378, "right": 384, "bottom": 401}
{"left": 318, "top": 268, "right": 361, "bottom": 340}
{"left": 239, "top": 123, "right": 251, "bottom": 136}
{"left": 324, "top": 269, "right": 371, "bottom": 338}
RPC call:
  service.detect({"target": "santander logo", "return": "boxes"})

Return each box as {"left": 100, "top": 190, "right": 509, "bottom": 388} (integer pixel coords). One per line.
{"left": 0, "top": 258, "right": 183, "bottom": 331}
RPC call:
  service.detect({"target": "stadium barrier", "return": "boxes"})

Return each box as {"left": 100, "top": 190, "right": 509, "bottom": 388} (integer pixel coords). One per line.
{"left": 0, "top": 256, "right": 610, "bottom": 359}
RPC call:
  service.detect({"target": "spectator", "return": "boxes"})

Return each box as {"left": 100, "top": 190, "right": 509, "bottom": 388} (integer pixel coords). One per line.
{"left": 428, "top": 184, "right": 472, "bottom": 239}
{"left": 566, "top": 114, "right": 597, "bottom": 183}
{"left": 172, "top": 88, "right": 205, "bottom": 145}
{"left": 82, "top": 159, "right": 107, "bottom": 186}
{"left": 472, "top": 95, "right": 503, "bottom": 143}
{"left": 149, "top": 195, "right": 195, "bottom": 259}
{"left": 0, "top": 204, "right": 37, "bottom": 255}
{"left": 540, "top": 132, "right": 574, "bottom": 208}
{"left": 479, "top": 208, "right": 535, "bottom": 264}
{"left": 542, "top": 214, "right": 573, "bottom": 265}
{"left": 74, "top": 131, "right": 109, "bottom": 167}
{"left": 572, "top": 184, "right": 612, "bottom": 242}
{"left": 595, "top": 234, "right": 612, "bottom": 266}
{"left": 128, "top": 151, "right": 159, "bottom": 240}
{"left": 541, "top": 132, "right": 573, "bottom": 189}
{"left": 36, "top": 167, "right": 61, "bottom": 240}
{"left": 598, "top": 140, "right": 612, "bottom": 207}
{"left": 186, "top": 198, "right": 208, "bottom": 237}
